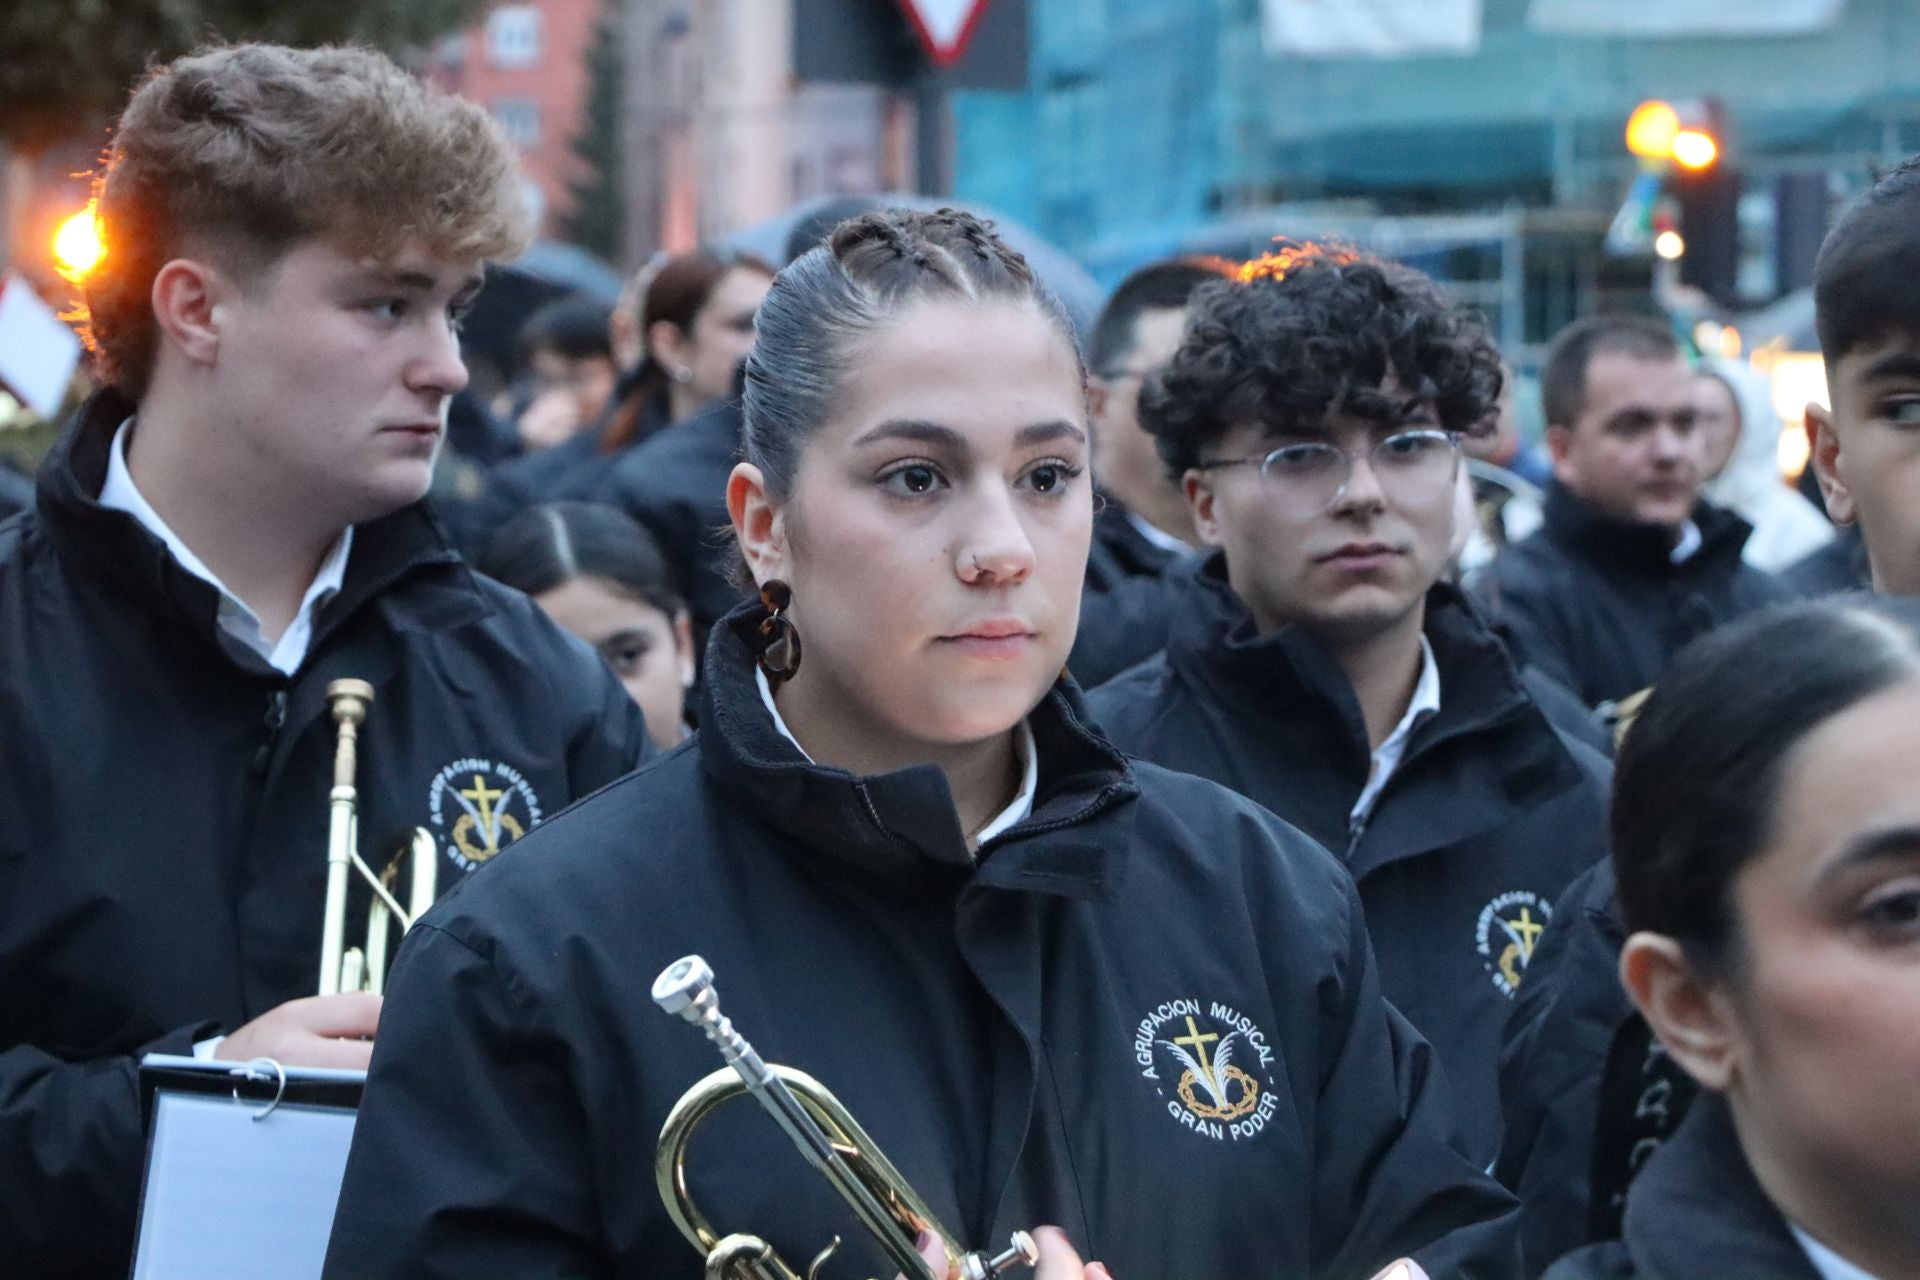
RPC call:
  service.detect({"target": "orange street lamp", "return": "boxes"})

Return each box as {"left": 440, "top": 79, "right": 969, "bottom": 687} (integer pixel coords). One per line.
{"left": 53, "top": 204, "right": 104, "bottom": 281}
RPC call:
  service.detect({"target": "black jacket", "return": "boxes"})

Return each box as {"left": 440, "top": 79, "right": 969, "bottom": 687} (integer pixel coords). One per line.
{"left": 441, "top": 381, "right": 673, "bottom": 557}
{"left": 1473, "top": 484, "right": 1790, "bottom": 709}
{"left": 1065, "top": 500, "right": 1197, "bottom": 688}
{"left": 1781, "top": 523, "right": 1871, "bottom": 598}
{"left": 597, "top": 396, "right": 749, "bottom": 643}
{"left": 323, "top": 605, "right": 1521, "bottom": 1280}
{"left": 1495, "top": 861, "right": 1699, "bottom": 1279}
{"left": 1542, "top": 1096, "right": 1821, "bottom": 1280}
{"left": 0, "top": 460, "right": 31, "bottom": 522}
{"left": 1086, "top": 561, "right": 1612, "bottom": 1164}
{"left": 0, "top": 390, "right": 653, "bottom": 1279}
{"left": 1084, "top": 497, "right": 1186, "bottom": 594}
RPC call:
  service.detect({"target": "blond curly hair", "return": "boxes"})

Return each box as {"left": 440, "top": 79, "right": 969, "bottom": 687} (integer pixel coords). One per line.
{"left": 81, "top": 43, "right": 532, "bottom": 395}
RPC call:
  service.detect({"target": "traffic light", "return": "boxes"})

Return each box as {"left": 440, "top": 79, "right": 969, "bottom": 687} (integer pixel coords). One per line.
{"left": 1621, "top": 97, "right": 1737, "bottom": 305}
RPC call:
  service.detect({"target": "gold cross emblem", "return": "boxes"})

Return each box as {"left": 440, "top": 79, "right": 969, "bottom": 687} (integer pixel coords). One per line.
{"left": 1173, "top": 1015, "right": 1220, "bottom": 1094}
{"left": 1509, "top": 906, "right": 1544, "bottom": 959}
{"left": 460, "top": 774, "right": 507, "bottom": 852}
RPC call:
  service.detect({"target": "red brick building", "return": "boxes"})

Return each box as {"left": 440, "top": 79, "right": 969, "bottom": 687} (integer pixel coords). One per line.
{"left": 424, "top": 0, "right": 605, "bottom": 236}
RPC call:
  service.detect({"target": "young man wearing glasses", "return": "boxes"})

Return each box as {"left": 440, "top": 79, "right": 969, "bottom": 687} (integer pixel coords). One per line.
{"left": 1086, "top": 245, "right": 1611, "bottom": 1168}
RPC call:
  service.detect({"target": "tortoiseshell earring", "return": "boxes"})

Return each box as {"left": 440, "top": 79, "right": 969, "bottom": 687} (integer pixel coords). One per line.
{"left": 754, "top": 579, "right": 802, "bottom": 686}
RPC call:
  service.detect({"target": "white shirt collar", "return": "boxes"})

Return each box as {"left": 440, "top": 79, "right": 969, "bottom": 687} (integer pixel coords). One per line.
{"left": 1349, "top": 634, "right": 1442, "bottom": 826}
{"left": 755, "top": 665, "right": 1038, "bottom": 846}
{"left": 1790, "top": 1226, "right": 1883, "bottom": 1280}
{"left": 99, "top": 418, "right": 351, "bottom": 675}
{"left": 1124, "top": 510, "right": 1195, "bottom": 557}
{"left": 1670, "top": 518, "right": 1703, "bottom": 564}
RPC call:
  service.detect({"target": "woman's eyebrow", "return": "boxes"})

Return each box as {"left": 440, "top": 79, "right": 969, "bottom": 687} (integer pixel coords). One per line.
{"left": 850, "top": 419, "right": 968, "bottom": 452}
{"left": 1015, "top": 420, "right": 1087, "bottom": 448}
{"left": 1816, "top": 824, "right": 1920, "bottom": 886}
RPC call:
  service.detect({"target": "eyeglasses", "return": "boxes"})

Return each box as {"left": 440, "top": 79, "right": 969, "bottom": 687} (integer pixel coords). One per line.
{"left": 1195, "top": 429, "right": 1461, "bottom": 514}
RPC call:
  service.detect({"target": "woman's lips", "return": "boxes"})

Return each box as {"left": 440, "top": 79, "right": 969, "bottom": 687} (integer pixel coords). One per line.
{"left": 937, "top": 622, "right": 1037, "bottom": 660}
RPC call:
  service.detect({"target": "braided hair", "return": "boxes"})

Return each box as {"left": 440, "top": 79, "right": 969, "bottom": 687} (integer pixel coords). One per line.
{"left": 741, "top": 207, "right": 1081, "bottom": 495}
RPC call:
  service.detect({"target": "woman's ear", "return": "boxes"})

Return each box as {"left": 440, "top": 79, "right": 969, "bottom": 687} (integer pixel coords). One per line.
{"left": 1620, "top": 931, "right": 1740, "bottom": 1092}
{"left": 646, "top": 318, "right": 692, "bottom": 381}
{"left": 726, "top": 462, "right": 786, "bottom": 587}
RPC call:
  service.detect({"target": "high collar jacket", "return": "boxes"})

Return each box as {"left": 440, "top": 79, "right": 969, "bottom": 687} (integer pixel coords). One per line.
{"left": 0, "top": 389, "right": 651, "bottom": 1279}
{"left": 1066, "top": 501, "right": 1200, "bottom": 690}
{"left": 1085, "top": 559, "right": 1612, "bottom": 1165}
{"left": 1542, "top": 1095, "right": 1823, "bottom": 1280}
{"left": 1471, "top": 484, "right": 1789, "bottom": 709}
{"left": 323, "top": 606, "right": 1521, "bottom": 1280}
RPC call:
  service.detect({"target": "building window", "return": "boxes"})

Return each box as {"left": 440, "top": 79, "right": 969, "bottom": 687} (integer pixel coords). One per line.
{"left": 487, "top": 5, "right": 541, "bottom": 67}
{"left": 492, "top": 97, "right": 540, "bottom": 147}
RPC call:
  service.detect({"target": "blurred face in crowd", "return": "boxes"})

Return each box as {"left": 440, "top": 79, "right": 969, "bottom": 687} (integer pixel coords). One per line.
{"left": 181, "top": 236, "right": 478, "bottom": 525}
{"left": 1187, "top": 376, "right": 1460, "bottom": 645}
{"left": 652, "top": 265, "right": 772, "bottom": 411}
{"left": 1625, "top": 674, "right": 1920, "bottom": 1265}
{"left": 733, "top": 297, "right": 1091, "bottom": 758}
{"left": 1548, "top": 349, "right": 1704, "bottom": 528}
{"left": 532, "top": 575, "right": 693, "bottom": 749}
{"left": 1809, "top": 332, "right": 1920, "bottom": 595}
{"left": 1090, "top": 306, "right": 1187, "bottom": 502}
{"left": 528, "top": 343, "right": 619, "bottom": 428}
{"left": 1692, "top": 371, "right": 1742, "bottom": 482}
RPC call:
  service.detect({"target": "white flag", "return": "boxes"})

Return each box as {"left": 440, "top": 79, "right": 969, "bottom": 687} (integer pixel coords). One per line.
{"left": 1261, "top": 0, "right": 1483, "bottom": 58}
{"left": 1527, "top": 0, "right": 1845, "bottom": 37}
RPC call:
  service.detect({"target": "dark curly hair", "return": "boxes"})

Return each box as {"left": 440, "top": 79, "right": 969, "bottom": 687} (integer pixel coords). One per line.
{"left": 1139, "top": 242, "right": 1503, "bottom": 479}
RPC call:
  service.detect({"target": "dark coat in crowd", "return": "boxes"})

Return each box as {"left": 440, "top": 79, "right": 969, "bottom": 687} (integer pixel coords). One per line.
{"left": 323, "top": 607, "right": 1522, "bottom": 1280}
{"left": 0, "top": 390, "right": 653, "bottom": 1279}
{"left": 0, "top": 460, "right": 32, "bottom": 523}
{"left": 1086, "top": 560, "right": 1612, "bottom": 1165}
{"left": 597, "top": 395, "right": 749, "bottom": 642}
{"left": 1084, "top": 496, "right": 1187, "bottom": 594}
{"left": 1495, "top": 859, "right": 1699, "bottom": 1278}
{"left": 1473, "top": 483, "right": 1791, "bottom": 710}
{"left": 442, "top": 377, "right": 675, "bottom": 557}
{"left": 1065, "top": 500, "right": 1197, "bottom": 688}
{"left": 1542, "top": 1096, "right": 1821, "bottom": 1280}
{"left": 1780, "top": 522, "right": 1871, "bottom": 598}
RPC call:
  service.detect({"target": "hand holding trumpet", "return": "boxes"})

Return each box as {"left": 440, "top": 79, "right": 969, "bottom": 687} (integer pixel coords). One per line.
{"left": 907, "top": 1228, "right": 1109, "bottom": 1280}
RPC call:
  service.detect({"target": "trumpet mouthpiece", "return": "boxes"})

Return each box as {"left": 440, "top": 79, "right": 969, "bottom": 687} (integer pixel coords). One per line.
{"left": 652, "top": 955, "right": 716, "bottom": 1017}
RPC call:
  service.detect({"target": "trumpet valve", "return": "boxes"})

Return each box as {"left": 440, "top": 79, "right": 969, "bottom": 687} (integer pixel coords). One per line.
{"left": 964, "top": 1232, "right": 1040, "bottom": 1280}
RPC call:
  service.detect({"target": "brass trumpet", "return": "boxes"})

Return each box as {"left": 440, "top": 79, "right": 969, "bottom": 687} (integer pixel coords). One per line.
{"left": 319, "top": 679, "right": 438, "bottom": 996}
{"left": 652, "top": 956, "right": 1039, "bottom": 1280}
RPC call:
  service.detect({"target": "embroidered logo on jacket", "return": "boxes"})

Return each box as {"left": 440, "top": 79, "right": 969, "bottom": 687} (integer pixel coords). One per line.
{"left": 427, "top": 759, "right": 544, "bottom": 871}
{"left": 1476, "top": 890, "right": 1551, "bottom": 997}
{"left": 1134, "top": 998, "right": 1279, "bottom": 1142}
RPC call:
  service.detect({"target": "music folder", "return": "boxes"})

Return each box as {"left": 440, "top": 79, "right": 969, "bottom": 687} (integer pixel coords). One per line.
{"left": 131, "top": 1054, "right": 366, "bottom": 1280}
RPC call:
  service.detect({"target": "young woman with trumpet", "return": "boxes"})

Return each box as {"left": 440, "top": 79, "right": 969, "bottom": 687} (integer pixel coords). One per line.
{"left": 323, "top": 209, "right": 1517, "bottom": 1279}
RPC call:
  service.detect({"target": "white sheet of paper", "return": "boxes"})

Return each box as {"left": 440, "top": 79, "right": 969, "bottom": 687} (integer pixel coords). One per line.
{"left": 0, "top": 274, "right": 82, "bottom": 419}
{"left": 132, "top": 1091, "right": 358, "bottom": 1280}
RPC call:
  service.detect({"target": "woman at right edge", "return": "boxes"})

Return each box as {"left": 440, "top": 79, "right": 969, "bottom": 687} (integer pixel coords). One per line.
{"left": 322, "top": 210, "right": 1517, "bottom": 1279}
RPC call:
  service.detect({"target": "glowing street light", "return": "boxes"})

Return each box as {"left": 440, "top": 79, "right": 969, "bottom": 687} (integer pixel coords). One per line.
{"left": 53, "top": 204, "right": 104, "bottom": 281}
{"left": 1626, "top": 100, "right": 1681, "bottom": 160}
{"left": 1671, "top": 129, "right": 1719, "bottom": 171}
{"left": 1654, "top": 230, "right": 1686, "bottom": 260}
